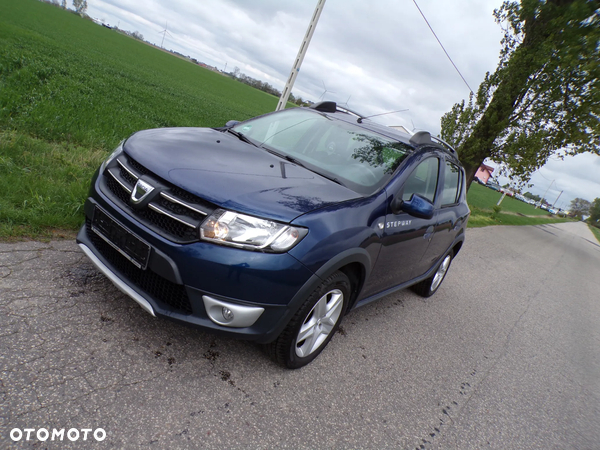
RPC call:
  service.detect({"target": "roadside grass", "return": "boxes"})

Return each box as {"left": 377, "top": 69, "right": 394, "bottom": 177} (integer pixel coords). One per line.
{"left": 0, "top": 131, "right": 105, "bottom": 238}
{"left": 467, "top": 183, "right": 572, "bottom": 228}
{"left": 589, "top": 225, "right": 600, "bottom": 243}
{"left": 467, "top": 208, "right": 572, "bottom": 227}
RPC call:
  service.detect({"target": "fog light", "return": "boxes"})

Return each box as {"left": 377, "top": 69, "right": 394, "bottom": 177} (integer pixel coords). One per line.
{"left": 222, "top": 307, "right": 234, "bottom": 321}
{"left": 203, "top": 295, "right": 264, "bottom": 328}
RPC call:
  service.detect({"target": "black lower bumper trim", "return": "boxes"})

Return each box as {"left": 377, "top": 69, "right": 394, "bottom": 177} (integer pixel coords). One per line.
{"left": 83, "top": 218, "right": 193, "bottom": 315}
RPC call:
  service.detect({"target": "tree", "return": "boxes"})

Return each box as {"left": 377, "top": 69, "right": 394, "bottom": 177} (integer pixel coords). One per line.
{"left": 569, "top": 197, "right": 591, "bottom": 219}
{"left": 131, "top": 31, "right": 144, "bottom": 41}
{"left": 72, "top": 0, "right": 87, "bottom": 16}
{"left": 589, "top": 197, "right": 600, "bottom": 226}
{"left": 441, "top": 0, "right": 600, "bottom": 190}
{"left": 523, "top": 191, "right": 542, "bottom": 202}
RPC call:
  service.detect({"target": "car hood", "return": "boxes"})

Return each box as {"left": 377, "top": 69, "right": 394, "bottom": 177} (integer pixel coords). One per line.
{"left": 123, "top": 127, "right": 360, "bottom": 222}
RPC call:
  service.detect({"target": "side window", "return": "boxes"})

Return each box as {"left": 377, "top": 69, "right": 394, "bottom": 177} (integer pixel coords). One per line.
{"left": 402, "top": 157, "right": 439, "bottom": 203}
{"left": 441, "top": 161, "right": 462, "bottom": 206}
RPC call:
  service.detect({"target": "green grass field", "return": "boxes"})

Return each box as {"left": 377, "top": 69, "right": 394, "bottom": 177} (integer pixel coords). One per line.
{"left": 1, "top": 0, "right": 278, "bottom": 147}
{"left": 0, "top": 0, "right": 572, "bottom": 239}
{"left": 0, "top": 0, "right": 280, "bottom": 238}
{"left": 467, "top": 183, "right": 550, "bottom": 216}
{"left": 466, "top": 183, "right": 572, "bottom": 227}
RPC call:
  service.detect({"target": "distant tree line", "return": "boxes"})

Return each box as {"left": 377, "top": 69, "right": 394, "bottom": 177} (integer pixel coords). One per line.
{"left": 40, "top": 0, "right": 87, "bottom": 16}
{"left": 231, "top": 67, "right": 310, "bottom": 107}
{"left": 523, "top": 192, "right": 544, "bottom": 203}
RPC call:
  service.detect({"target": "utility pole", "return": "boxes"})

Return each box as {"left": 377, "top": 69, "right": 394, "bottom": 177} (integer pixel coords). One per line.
{"left": 497, "top": 192, "right": 506, "bottom": 206}
{"left": 276, "top": 0, "right": 326, "bottom": 111}
{"left": 552, "top": 190, "right": 563, "bottom": 208}
{"left": 536, "top": 180, "right": 554, "bottom": 209}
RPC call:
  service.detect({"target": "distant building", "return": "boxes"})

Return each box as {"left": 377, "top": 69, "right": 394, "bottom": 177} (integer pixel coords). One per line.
{"left": 475, "top": 164, "right": 494, "bottom": 184}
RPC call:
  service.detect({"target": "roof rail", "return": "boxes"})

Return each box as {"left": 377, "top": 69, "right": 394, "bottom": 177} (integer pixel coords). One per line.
{"left": 309, "top": 101, "right": 369, "bottom": 122}
{"left": 335, "top": 105, "right": 365, "bottom": 119}
{"left": 431, "top": 136, "right": 457, "bottom": 154}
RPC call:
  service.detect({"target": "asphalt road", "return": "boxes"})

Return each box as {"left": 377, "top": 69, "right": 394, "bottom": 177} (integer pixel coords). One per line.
{"left": 1, "top": 222, "right": 599, "bottom": 449}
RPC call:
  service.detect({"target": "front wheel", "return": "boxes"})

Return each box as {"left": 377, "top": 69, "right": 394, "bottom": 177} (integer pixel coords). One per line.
{"left": 411, "top": 251, "right": 453, "bottom": 298}
{"left": 266, "top": 271, "right": 350, "bottom": 369}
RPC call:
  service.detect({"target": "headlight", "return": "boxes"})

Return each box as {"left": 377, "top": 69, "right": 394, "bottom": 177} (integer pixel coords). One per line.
{"left": 200, "top": 209, "right": 307, "bottom": 252}
{"left": 100, "top": 140, "right": 125, "bottom": 171}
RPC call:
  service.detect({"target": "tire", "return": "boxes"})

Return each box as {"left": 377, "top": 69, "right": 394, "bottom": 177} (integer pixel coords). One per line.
{"left": 266, "top": 271, "right": 350, "bottom": 369}
{"left": 411, "top": 251, "right": 453, "bottom": 298}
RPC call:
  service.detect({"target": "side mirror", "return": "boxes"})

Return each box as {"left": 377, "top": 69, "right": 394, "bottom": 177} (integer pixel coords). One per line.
{"left": 225, "top": 120, "right": 241, "bottom": 128}
{"left": 391, "top": 194, "right": 434, "bottom": 220}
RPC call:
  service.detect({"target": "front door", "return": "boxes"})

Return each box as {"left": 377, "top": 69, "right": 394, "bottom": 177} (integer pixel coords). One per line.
{"left": 361, "top": 156, "right": 440, "bottom": 298}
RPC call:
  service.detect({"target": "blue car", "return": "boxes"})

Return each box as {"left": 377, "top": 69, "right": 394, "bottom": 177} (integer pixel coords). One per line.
{"left": 77, "top": 102, "right": 469, "bottom": 368}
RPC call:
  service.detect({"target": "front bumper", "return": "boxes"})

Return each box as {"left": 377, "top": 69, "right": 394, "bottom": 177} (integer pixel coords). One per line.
{"left": 76, "top": 197, "right": 316, "bottom": 343}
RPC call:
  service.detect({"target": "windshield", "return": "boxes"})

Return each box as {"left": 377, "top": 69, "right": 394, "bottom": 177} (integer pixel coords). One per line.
{"left": 232, "top": 109, "right": 412, "bottom": 195}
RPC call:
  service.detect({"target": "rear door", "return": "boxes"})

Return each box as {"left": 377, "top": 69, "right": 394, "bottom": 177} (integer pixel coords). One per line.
{"left": 417, "top": 158, "right": 468, "bottom": 275}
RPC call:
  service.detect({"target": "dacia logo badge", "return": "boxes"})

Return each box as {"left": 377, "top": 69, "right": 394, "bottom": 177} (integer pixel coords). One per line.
{"left": 130, "top": 179, "right": 154, "bottom": 204}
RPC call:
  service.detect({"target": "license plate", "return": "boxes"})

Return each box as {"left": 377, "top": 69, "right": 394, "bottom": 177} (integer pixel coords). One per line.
{"left": 92, "top": 207, "right": 151, "bottom": 269}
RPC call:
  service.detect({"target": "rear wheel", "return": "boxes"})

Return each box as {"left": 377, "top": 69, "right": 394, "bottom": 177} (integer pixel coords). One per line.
{"left": 411, "top": 251, "right": 453, "bottom": 298}
{"left": 266, "top": 271, "right": 350, "bottom": 369}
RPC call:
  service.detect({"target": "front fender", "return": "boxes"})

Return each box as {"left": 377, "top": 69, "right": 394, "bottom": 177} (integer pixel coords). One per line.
{"left": 257, "top": 247, "right": 372, "bottom": 343}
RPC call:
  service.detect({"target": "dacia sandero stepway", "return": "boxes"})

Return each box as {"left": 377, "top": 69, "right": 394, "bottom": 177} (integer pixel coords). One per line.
{"left": 77, "top": 101, "right": 469, "bottom": 368}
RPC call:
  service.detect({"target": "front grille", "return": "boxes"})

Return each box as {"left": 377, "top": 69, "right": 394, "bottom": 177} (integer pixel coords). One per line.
{"left": 87, "top": 219, "right": 193, "bottom": 314}
{"left": 101, "top": 153, "right": 214, "bottom": 243}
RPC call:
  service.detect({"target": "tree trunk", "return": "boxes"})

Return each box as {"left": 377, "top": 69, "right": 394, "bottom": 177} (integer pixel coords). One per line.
{"left": 463, "top": 160, "right": 484, "bottom": 191}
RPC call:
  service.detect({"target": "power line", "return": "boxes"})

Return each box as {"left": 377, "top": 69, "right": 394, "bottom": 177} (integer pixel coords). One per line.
{"left": 535, "top": 169, "right": 561, "bottom": 190}
{"left": 412, "top": 0, "right": 474, "bottom": 94}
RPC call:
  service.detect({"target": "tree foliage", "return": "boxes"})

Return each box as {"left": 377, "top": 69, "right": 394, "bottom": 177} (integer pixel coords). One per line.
{"left": 524, "top": 191, "right": 542, "bottom": 202}
{"left": 72, "top": 0, "right": 87, "bottom": 16}
{"left": 441, "top": 0, "right": 600, "bottom": 189}
{"left": 589, "top": 197, "right": 600, "bottom": 226}
{"left": 569, "top": 197, "right": 591, "bottom": 218}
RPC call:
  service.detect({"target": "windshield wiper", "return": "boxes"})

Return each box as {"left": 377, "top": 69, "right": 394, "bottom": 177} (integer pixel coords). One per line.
{"left": 313, "top": 170, "right": 345, "bottom": 187}
{"left": 262, "top": 147, "right": 301, "bottom": 165}
{"left": 262, "top": 146, "right": 346, "bottom": 187}
{"left": 282, "top": 154, "right": 306, "bottom": 168}
{"left": 225, "top": 128, "right": 257, "bottom": 147}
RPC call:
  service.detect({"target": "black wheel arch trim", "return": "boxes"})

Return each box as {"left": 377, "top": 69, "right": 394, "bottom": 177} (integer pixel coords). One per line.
{"left": 312, "top": 247, "right": 372, "bottom": 283}
{"left": 257, "top": 248, "right": 372, "bottom": 344}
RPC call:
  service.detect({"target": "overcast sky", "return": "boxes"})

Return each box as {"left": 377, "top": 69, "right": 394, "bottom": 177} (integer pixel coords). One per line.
{"left": 85, "top": 0, "right": 600, "bottom": 209}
